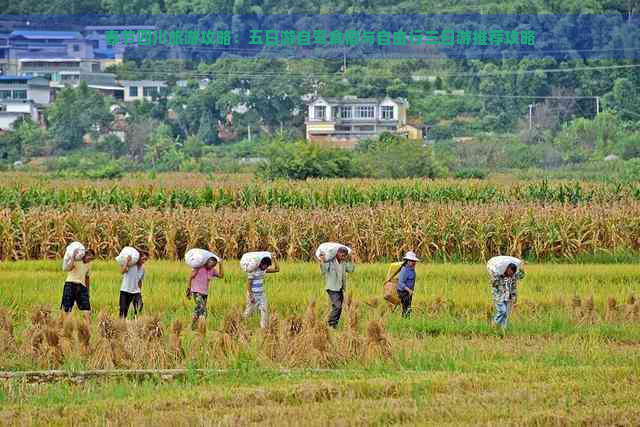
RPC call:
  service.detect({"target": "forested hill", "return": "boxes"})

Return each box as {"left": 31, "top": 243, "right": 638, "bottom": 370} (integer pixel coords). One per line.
{"left": 0, "top": 0, "right": 636, "bottom": 15}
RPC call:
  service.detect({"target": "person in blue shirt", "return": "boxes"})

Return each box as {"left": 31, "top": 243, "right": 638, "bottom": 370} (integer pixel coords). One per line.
{"left": 396, "top": 251, "right": 420, "bottom": 318}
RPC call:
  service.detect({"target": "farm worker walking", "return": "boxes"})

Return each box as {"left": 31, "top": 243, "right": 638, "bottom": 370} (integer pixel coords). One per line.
{"left": 187, "top": 256, "right": 224, "bottom": 330}
{"left": 242, "top": 256, "right": 279, "bottom": 328}
{"left": 487, "top": 256, "right": 525, "bottom": 330}
{"left": 119, "top": 250, "right": 148, "bottom": 319}
{"left": 318, "top": 247, "right": 355, "bottom": 329}
{"left": 396, "top": 251, "right": 420, "bottom": 318}
{"left": 61, "top": 249, "right": 96, "bottom": 321}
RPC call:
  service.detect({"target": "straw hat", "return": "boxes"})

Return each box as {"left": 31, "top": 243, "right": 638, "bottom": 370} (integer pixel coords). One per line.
{"left": 403, "top": 251, "right": 420, "bottom": 262}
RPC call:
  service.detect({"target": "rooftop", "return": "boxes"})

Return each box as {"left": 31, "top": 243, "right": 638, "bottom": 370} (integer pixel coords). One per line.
{"left": 119, "top": 80, "right": 167, "bottom": 86}
{"left": 85, "top": 26, "right": 156, "bottom": 31}
{"left": 10, "top": 30, "right": 83, "bottom": 40}
{"left": 0, "top": 75, "right": 32, "bottom": 81}
{"left": 309, "top": 96, "right": 409, "bottom": 106}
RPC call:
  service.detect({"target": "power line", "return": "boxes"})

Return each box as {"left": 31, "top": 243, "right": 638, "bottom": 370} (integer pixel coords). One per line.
{"left": 104, "top": 62, "right": 640, "bottom": 80}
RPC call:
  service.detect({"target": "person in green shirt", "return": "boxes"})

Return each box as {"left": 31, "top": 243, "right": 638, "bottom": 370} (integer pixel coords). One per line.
{"left": 318, "top": 247, "right": 355, "bottom": 329}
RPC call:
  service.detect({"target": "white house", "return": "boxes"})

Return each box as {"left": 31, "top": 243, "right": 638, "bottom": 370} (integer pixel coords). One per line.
{"left": 119, "top": 80, "right": 168, "bottom": 102}
{"left": 305, "top": 96, "right": 423, "bottom": 147}
{"left": 0, "top": 100, "right": 39, "bottom": 130}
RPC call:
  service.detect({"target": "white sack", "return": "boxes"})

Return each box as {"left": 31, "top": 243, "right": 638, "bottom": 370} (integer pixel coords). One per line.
{"left": 487, "top": 256, "right": 523, "bottom": 277}
{"left": 315, "top": 242, "right": 352, "bottom": 262}
{"left": 116, "top": 246, "right": 140, "bottom": 267}
{"left": 185, "top": 248, "right": 220, "bottom": 269}
{"left": 62, "top": 241, "right": 85, "bottom": 271}
{"left": 240, "top": 251, "right": 272, "bottom": 273}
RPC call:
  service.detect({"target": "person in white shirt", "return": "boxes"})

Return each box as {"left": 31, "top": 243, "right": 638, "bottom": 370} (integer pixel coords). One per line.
{"left": 119, "top": 250, "right": 148, "bottom": 319}
{"left": 242, "top": 256, "right": 279, "bottom": 329}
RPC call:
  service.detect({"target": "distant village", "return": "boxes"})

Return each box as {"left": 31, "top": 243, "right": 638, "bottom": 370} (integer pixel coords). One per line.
{"left": 0, "top": 26, "right": 429, "bottom": 146}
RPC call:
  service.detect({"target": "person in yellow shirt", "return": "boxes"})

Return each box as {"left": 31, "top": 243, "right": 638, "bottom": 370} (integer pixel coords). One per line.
{"left": 61, "top": 249, "right": 95, "bottom": 321}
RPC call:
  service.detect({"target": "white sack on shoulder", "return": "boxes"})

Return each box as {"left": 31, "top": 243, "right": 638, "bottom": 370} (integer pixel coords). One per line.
{"left": 62, "top": 241, "right": 85, "bottom": 271}
{"left": 487, "top": 256, "right": 523, "bottom": 277}
{"left": 185, "top": 248, "right": 220, "bottom": 269}
{"left": 315, "top": 242, "right": 352, "bottom": 262}
{"left": 116, "top": 247, "right": 140, "bottom": 267}
{"left": 240, "top": 251, "right": 272, "bottom": 273}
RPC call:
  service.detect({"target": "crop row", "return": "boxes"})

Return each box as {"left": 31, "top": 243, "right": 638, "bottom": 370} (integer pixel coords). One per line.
{"left": 1, "top": 202, "right": 639, "bottom": 262}
{"left": 1, "top": 179, "right": 639, "bottom": 210}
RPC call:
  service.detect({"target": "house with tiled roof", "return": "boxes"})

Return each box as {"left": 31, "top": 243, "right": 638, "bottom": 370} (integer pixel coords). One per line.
{"left": 305, "top": 95, "right": 424, "bottom": 148}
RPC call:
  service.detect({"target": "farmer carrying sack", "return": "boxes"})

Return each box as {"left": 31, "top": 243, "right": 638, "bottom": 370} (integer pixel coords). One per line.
{"left": 383, "top": 261, "right": 404, "bottom": 306}
{"left": 62, "top": 241, "right": 85, "bottom": 271}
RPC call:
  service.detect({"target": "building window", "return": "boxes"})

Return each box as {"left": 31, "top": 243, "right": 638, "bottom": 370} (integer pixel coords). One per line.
{"left": 91, "top": 63, "right": 101, "bottom": 72}
{"left": 340, "top": 106, "right": 352, "bottom": 119}
{"left": 0, "top": 90, "right": 11, "bottom": 99}
{"left": 129, "top": 86, "right": 138, "bottom": 97}
{"left": 13, "top": 90, "right": 27, "bottom": 100}
{"left": 73, "top": 44, "right": 80, "bottom": 52}
{"left": 143, "top": 86, "right": 158, "bottom": 97}
{"left": 356, "top": 125, "right": 375, "bottom": 131}
{"left": 355, "top": 105, "right": 374, "bottom": 119}
{"left": 314, "top": 105, "right": 326, "bottom": 120}
{"left": 381, "top": 106, "right": 394, "bottom": 120}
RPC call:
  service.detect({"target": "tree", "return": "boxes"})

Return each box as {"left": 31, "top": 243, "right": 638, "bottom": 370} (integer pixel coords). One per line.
{"left": 144, "top": 123, "right": 184, "bottom": 171}
{"left": 12, "top": 117, "right": 49, "bottom": 158}
{"left": 47, "top": 83, "right": 113, "bottom": 152}
{"left": 357, "top": 133, "right": 445, "bottom": 178}
{"left": 258, "top": 139, "right": 360, "bottom": 180}
{"left": 603, "top": 78, "right": 640, "bottom": 121}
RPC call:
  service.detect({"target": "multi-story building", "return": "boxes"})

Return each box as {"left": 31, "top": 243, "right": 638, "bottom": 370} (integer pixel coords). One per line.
{"left": 50, "top": 72, "right": 125, "bottom": 100}
{"left": 119, "top": 80, "right": 168, "bottom": 102}
{"left": 0, "top": 75, "right": 50, "bottom": 103}
{"left": 305, "top": 96, "right": 423, "bottom": 147}
{"left": 0, "top": 100, "right": 40, "bottom": 131}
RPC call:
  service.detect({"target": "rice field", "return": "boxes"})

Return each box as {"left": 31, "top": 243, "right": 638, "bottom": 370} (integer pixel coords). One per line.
{"left": 1, "top": 261, "right": 640, "bottom": 424}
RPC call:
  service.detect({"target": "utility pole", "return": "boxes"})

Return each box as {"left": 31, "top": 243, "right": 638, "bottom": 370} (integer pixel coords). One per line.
{"left": 342, "top": 49, "right": 347, "bottom": 74}
{"left": 247, "top": 125, "right": 251, "bottom": 142}
{"left": 528, "top": 104, "right": 533, "bottom": 130}
{"left": 596, "top": 96, "right": 600, "bottom": 115}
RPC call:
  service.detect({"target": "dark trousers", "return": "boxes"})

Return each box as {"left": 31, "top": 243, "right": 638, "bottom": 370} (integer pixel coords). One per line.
{"left": 397, "top": 289, "right": 413, "bottom": 317}
{"left": 119, "top": 291, "right": 143, "bottom": 319}
{"left": 326, "top": 290, "right": 344, "bottom": 328}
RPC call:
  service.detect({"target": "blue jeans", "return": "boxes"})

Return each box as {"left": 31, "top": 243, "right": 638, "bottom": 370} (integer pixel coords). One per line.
{"left": 494, "top": 300, "right": 511, "bottom": 328}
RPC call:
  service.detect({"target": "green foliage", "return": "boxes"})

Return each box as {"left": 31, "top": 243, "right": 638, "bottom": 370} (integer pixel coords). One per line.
{"left": 144, "top": 124, "right": 185, "bottom": 172}
{"left": 621, "top": 158, "right": 640, "bottom": 182}
{"left": 454, "top": 168, "right": 488, "bottom": 179}
{"left": 47, "top": 83, "right": 113, "bottom": 151}
{"left": 258, "top": 139, "right": 360, "bottom": 180}
{"left": 615, "top": 132, "right": 640, "bottom": 160}
{"left": 553, "top": 113, "right": 621, "bottom": 161}
{"left": 357, "top": 133, "right": 446, "bottom": 179}
{"left": 95, "top": 135, "right": 127, "bottom": 158}
{"left": 43, "top": 151, "right": 128, "bottom": 179}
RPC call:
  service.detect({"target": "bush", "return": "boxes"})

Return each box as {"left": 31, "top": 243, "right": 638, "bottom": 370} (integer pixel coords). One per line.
{"left": 454, "top": 168, "right": 488, "bottom": 179}
{"left": 258, "top": 140, "right": 360, "bottom": 180}
{"left": 622, "top": 158, "right": 640, "bottom": 182}
{"left": 616, "top": 133, "right": 640, "bottom": 160}
{"left": 357, "top": 133, "right": 446, "bottom": 179}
